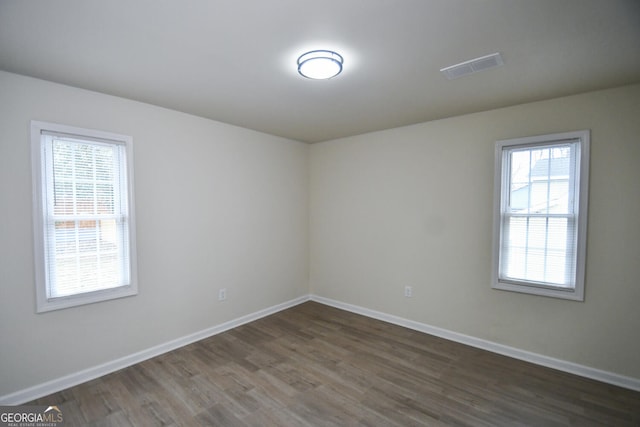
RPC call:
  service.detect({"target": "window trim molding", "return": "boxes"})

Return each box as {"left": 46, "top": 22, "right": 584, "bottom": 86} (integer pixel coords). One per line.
{"left": 491, "top": 130, "right": 590, "bottom": 301}
{"left": 31, "top": 120, "right": 138, "bottom": 313}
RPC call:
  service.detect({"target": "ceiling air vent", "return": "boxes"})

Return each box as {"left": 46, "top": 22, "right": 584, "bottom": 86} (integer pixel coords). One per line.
{"left": 440, "top": 52, "right": 504, "bottom": 80}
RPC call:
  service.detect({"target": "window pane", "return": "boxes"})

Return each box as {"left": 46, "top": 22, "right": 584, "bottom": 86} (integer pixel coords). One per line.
{"left": 53, "top": 181, "right": 74, "bottom": 215}
{"left": 502, "top": 215, "right": 574, "bottom": 287}
{"left": 78, "top": 220, "right": 97, "bottom": 252}
{"left": 52, "top": 142, "right": 73, "bottom": 179}
{"left": 53, "top": 256, "right": 78, "bottom": 297}
{"left": 95, "top": 146, "right": 115, "bottom": 182}
{"left": 51, "top": 218, "right": 126, "bottom": 298}
{"left": 76, "top": 183, "right": 95, "bottom": 214}
{"left": 99, "top": 219, "right": 119, "bottom": 251}
{"left": 508, "top": 146, "right": 572, "bottom": 215}
{"left": 54, "top": 220, "right": 76, "bottom": 256}
{"left": 99, "top": 252, "right": 119, "bottom": 286}
{"left": 96, "top": 183, "right": 115, "bottom": 214}
{"left": 74, "top": 144, "right": 94, "bottom": 180}
{"left": 52, "top": 139, "right": 119, "bottom": 216}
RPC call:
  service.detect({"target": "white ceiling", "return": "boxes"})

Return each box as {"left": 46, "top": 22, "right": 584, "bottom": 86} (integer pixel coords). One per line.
{"left": 1, "top": 0, "right": 639, "bottom": 143}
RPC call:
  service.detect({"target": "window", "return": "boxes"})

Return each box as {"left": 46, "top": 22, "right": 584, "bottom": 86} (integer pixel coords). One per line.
{"left": 492, "top": 130, "right": 589, "bottom": 300}
{"left": 31, "top": 121, "right": 137, "bottom": 312}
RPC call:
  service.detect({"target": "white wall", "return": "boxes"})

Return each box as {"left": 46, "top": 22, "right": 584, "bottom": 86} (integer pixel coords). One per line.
{"left": 310, "top": 84, "right": 640, "bottom": 380}
{"left": 0, "top": 71, "right": 309, "bottom": 397}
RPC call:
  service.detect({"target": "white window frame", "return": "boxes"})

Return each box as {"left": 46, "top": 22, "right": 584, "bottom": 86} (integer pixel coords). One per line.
{"left": 491, "top": 130, "right": 589, "bottom": 301}
{"left": 31, "top": 121, "right": 138, "bottom": 313}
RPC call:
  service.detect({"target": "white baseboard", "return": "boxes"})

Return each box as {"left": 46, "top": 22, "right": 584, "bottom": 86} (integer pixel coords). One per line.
{"left": 3, "top": 293, "right": 638, "bottom": 405}
{"left": 309, "top": 294, "right": 640, "bottom": 392}
{"left": 0, "top": 295, "right": 310, "bottom": 405}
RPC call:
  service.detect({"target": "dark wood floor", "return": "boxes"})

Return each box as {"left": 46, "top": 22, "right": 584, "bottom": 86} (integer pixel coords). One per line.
{"left": 30, "top": 301, "right": 640, "bottom": 426}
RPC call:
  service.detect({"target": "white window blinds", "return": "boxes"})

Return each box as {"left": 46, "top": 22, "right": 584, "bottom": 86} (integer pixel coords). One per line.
{"left": 42, "top": 132, "right": 131, "bottom": 297}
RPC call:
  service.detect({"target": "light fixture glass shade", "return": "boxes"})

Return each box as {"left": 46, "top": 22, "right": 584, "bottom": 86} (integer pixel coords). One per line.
{"left": 297, "top": 50, "right": 343, "bottom": 79}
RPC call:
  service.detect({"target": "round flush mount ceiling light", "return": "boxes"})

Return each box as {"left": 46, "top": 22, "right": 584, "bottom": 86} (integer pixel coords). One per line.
{"left": 297, "top": 50, "right": 343, "bottom": 79}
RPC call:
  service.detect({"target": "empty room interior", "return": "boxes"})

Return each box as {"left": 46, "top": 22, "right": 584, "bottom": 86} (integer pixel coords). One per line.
{"left": 1, "top": 0, "right": 640, "bottom": 425}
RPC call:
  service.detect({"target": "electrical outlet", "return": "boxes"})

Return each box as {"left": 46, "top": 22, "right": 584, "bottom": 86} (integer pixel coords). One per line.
{"left": 218, "top": 288, "right": 227, "bottom": 301}
{"left": 404, "top": 286, "right": 412, "bottom": 298}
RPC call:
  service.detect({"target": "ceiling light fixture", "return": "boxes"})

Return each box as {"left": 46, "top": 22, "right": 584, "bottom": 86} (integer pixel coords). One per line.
{"left": 297, "top": 50, "right": 343, "bottom": 80}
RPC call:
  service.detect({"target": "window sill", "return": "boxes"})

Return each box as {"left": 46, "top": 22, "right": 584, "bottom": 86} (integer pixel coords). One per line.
{"left": 36, "top": 285, "right": 138, "bottom": 313}
{"left": 492, "top": 280, "right": 584, "bottom": 301}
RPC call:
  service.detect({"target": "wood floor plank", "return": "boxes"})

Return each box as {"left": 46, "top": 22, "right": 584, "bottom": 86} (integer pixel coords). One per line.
{"left": 27, "top": 301, "right": 640, "bottom": 426}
